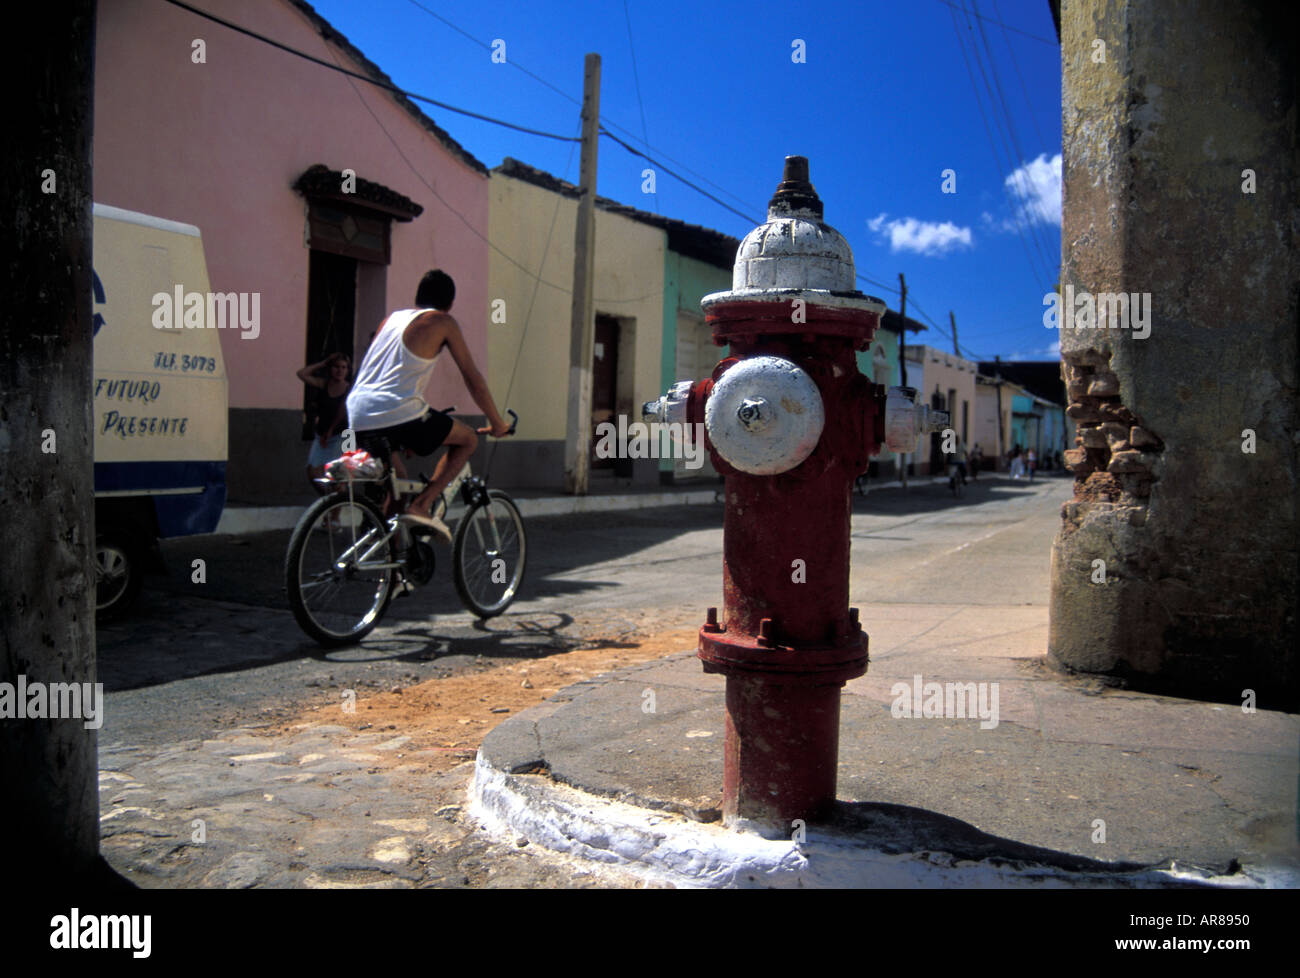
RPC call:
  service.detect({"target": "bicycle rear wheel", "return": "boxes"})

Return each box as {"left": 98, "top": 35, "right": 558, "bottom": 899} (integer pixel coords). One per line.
{"left": 286, "top": 492, "right": 397, "bottom": 646}
{"left": 452, "top": 489, "right": 526, "bottom": 618}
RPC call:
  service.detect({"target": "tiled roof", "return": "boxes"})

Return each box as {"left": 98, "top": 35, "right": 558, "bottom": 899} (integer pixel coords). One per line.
{"left": 494, "top": 158, "right": 740, "bottom": 269}
{"left": 293, "top": 164, "right": 424, "bottom": 220}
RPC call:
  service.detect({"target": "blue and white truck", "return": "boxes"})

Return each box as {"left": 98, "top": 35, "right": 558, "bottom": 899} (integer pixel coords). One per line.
{"left": 92, "top": 204, "right": 227, "bottom": 616}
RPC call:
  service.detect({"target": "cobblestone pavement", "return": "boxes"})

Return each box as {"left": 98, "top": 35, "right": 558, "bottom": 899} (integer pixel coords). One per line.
{"left": 99, "top": 724, "right": 655, "bottom": 888}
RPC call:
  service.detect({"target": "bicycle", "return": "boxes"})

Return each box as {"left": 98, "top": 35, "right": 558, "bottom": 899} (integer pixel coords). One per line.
{"left": 284, "top": 408, "right": 526, "bottom": 646}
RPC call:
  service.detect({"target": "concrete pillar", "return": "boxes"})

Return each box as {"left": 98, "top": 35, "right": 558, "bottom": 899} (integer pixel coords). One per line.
{"left": 1051, "top": 0, "right": 1298, "bottom": 706}
{"left": 0, "top": 2, "right": 103, "bottom": 881}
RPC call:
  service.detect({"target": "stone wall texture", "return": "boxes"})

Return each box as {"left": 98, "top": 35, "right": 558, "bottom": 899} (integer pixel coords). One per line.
{"left": 1051, "top": 0, "right": 1298, "bottom": 707}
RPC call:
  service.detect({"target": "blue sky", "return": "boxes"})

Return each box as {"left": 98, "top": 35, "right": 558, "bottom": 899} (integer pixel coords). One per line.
{"left": 306, "top": 0, "right": 1063, "bottom": 362}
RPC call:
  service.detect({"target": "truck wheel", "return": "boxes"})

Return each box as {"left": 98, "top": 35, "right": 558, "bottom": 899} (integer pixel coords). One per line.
{"left": 95, "top": 528, "right": 144, "bottom": 618}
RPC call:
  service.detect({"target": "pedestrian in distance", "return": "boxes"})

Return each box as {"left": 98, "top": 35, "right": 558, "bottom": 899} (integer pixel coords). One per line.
{"left": 1027, "top": 447, "right": 1037, "bottom": 482}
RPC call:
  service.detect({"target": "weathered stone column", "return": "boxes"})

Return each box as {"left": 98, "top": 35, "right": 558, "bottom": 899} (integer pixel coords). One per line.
{"left": 1051, "top": 0, "right": 1298, "bottom": 706}
{"left": 0, "top": 1, "right": 102, "bottom": 882}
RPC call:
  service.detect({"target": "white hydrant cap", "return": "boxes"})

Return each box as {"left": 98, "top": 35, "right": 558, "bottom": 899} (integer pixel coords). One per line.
{"left": 705, "top": 356, "right": 825, "bottom": 475}
{"left": 702, "top": 156, "right": 885, "bottom": 316}
{"left": 732, "top": 157, "right": 855, "bottom": 292}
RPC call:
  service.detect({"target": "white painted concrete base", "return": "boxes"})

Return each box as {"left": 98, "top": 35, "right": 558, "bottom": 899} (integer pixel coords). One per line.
{"left": 213, "top": 505, "right": 303, "bottom": 535}
{"left": 211, "top": 490, "right": 719, "bottom": 536}
{"left": 469, "top": 754, "right": 1282, "bottom": 889}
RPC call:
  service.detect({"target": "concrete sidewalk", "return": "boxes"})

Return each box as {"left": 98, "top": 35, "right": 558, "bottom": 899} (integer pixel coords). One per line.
{"left": 471, "top": 605, "right": 1300, "bottom": 887}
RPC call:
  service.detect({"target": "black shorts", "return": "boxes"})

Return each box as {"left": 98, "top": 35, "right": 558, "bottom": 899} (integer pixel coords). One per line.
{"left": 357, "top": 409, "right": 454, "bottom": 462}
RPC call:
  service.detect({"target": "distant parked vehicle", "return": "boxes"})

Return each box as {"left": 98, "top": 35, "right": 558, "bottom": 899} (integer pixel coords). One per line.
{"left": 92, "top": 204, "right": 228, "bottom": 617}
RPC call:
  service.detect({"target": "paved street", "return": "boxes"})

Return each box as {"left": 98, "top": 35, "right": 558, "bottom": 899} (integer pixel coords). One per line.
{"left": 96, "top": 473, "right": 1076, "bottom": 886}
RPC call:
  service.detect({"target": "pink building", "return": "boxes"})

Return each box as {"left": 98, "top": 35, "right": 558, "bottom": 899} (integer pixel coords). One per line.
{"left": 93, "top": 0, "right": 490, "bottom": 502}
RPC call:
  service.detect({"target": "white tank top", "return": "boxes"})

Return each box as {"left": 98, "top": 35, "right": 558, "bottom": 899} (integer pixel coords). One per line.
{"left": 346, "top": 309, "right": 441, "bottom": 430}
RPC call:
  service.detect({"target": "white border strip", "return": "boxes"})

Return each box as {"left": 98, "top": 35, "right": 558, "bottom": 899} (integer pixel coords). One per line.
{"left": 93, "top": 202, "right": 201, "bottom": 238}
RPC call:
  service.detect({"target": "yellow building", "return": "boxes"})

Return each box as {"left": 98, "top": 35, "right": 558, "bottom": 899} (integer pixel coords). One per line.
{"left": 487, "top": 158, "right": 735, "bottom": 489}
{"left": 974, "top": 373, "right": 1026, "bottom": 471}
{"left": 911, "top": 345, "right": 979, "bottom": 473}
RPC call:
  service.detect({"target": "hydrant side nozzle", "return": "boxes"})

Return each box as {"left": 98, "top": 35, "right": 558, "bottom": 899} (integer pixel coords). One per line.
{"left": 642, "top": 380, "right": 695, "bottom": 425}
{"left": 883, "top": 385, "right": 951, "bottom": 454}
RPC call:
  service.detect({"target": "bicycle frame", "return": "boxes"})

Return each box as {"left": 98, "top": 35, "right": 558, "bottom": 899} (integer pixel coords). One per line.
{"left": 313, "top": 457, "right": 482, "bottom": 576}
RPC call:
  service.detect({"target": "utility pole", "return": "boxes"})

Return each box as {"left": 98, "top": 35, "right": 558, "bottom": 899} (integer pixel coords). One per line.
{"left": 949, "top": 310, "right": 959, "bottom": 357}
{"left": 564, "top": 53, "right": 601, "bottom": 495}
{"left": 994, "top": 354, "right": 1005, "bottom": 470}
{"left": 897, "top": 272, "right": 908, "bottom": 490}
{"left": 897, "top": 272, "right": 908, "bottom": 386}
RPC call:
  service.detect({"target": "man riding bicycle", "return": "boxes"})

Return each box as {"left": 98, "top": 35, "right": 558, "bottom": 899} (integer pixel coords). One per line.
{"left": 346, "top": 269, "right": 512, "bottom": 543}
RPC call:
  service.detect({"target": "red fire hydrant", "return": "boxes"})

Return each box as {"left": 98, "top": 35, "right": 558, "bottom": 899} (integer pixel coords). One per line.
{"left": 644, "top": 157, "right": 945, "bottom": 826}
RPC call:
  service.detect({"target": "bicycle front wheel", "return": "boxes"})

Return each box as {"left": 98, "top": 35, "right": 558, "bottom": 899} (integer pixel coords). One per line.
{"left": 452, "top": 489, "right": 526, "bottom": 618}
{"left": 285, "top": 493, "right": 397, "bottom": 646}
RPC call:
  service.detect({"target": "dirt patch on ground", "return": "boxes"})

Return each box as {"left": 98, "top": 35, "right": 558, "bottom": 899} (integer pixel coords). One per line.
{"left": 274, "top": 627, "right": 699, "bottom": 775}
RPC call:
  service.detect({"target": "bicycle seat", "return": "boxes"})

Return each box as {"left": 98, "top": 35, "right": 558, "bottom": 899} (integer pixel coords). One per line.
{"left": 355, "top": 431, "right": 394, "bottom": 467}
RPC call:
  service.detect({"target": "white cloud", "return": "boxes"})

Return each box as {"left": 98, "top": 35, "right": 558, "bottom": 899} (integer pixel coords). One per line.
{"left": 1005, "top": 339, "right": 1061, "bottom": 361}
{"left": 867, "top": 212, "right": 973, "bottom": 257}
{"left": 1003, "top": 153, "right": 1061, "bottom": 228}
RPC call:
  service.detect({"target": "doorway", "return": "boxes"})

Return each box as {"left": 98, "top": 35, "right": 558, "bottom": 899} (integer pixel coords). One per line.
{"left": 302, "top": 250, "right": 356, "bottom": 439}
{"left": 591, "top": 314, "right": 622, "bottom": 473}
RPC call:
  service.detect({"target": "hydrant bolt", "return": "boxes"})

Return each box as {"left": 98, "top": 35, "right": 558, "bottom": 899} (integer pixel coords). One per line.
{"left": 737, "top": 398, "right": 769, "bottom": 431}
{"left": 705, "top": 607, "right": 721, "bottom": 632}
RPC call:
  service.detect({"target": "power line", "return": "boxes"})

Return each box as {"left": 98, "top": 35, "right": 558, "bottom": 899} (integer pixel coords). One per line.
{"left": 161, "top": 0, "right": 579, "bottom": 143}
{"left": 622, "top": 0, "right": 655, "bottom": 213}
{"left": 931, "top": 0, "right": 1057, "bottom": 45}
{"left": 403, "top": 0, "right": 577, "bottom": 106}
{"left": 599, "top": 128, "right": 763, "bottom": 226}
{"left": 330, "top": 51, "right": 657, "bottom": 308}
{"left": 969, "top": 1, "right": 1058, "bottom": 278}
{"left": 993, "top": 0, "right": 1051, "bottom": 158}
{"left": 960, "top": 0, "right": 1055, "bottom": 282}
{"left": 946, "top": 0, "right": 1051, "bottom": 292}
{"left": 400, "top": 0, "right": 760, "bottom": 217}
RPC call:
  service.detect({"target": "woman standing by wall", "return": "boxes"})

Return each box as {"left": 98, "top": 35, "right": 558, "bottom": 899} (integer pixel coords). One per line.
{"left": 297, "top": 353, "right": 352, "bottom": 491}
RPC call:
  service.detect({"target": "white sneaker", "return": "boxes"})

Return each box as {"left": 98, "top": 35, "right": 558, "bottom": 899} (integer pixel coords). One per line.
{"left": 398, "top": 510, "right": 453, "bottom": 545}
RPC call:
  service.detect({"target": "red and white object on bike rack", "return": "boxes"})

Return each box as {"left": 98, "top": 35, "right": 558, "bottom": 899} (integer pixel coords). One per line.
{"left": 323, "top": 450, "right": 386, "bottom": 483}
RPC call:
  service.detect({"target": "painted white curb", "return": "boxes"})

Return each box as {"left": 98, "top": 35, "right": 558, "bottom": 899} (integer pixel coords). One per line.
{"left": 469, "top": 754, "right": 1277, "bottom": 889}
